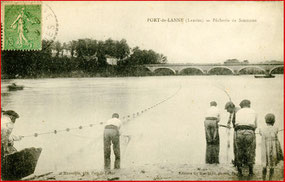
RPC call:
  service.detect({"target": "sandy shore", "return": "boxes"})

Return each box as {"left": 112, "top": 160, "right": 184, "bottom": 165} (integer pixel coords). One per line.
{"left": 23, "top": 162, "right": 284, "bottom": 181}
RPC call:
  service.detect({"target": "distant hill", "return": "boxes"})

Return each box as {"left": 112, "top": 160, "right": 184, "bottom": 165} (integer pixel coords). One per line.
{"left": 223, "top": 59, "right": 283, "bottom": 65}
{"left": 262, "top": 60, "right": 283, "bottom": 64}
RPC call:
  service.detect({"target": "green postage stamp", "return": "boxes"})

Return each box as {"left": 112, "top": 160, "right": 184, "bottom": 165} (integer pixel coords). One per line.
{"left": 2, "top": 3, "right": 42, "bottom": 50}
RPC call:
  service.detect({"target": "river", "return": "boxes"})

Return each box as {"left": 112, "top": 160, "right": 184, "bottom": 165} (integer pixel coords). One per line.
{"left": 1, "top": 75, "right": 284, "bottom": 174}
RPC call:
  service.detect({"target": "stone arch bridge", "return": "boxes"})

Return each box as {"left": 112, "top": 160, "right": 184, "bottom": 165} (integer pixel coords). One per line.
{"left": 144, "top": 63, "right": 284, "bottom": 75}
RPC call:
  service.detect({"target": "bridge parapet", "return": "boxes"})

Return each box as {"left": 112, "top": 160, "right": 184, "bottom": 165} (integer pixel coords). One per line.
{"left": 144, "top": 63, "right": 283, "bottom": 75}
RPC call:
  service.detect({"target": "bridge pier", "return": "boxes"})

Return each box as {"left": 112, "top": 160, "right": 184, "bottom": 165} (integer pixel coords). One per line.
{"left": 202, "top": 70, "right": 208, "bottom": 75}
{"left": 233, "top": 70, "right": 239, "bottom": 75}
{"left": 264, "top": 69, "right": 271, "bottom": 75}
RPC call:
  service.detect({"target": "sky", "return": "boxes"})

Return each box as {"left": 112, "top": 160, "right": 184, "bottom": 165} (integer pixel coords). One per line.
{"left": 42, "top": 1, "right": 283, "bottom": 64}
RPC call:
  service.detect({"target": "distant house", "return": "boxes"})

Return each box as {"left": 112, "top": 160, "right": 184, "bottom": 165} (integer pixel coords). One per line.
{"left": 224, "top": 59, "right": 240, "bottom": 65}
{"left": 62, "top": 49, "right": 72, "bottom": 58}
{"left": 51, "top": 49, "right": 76, "bottom": 58}
{"left": 51, "top": 49, "right": 57, "bottom": 57}
{"left": 106, "top": 55, "right": 118, "bottom": 65}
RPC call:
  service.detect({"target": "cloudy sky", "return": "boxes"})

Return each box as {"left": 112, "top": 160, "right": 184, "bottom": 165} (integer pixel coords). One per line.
{"left": 44, "top": 1, "right": 283, "bottom": 64}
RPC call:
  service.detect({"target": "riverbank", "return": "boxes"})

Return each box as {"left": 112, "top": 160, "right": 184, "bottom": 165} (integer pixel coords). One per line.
{"left": 2, "top": 72, "right": 283, "bottom": 80}
{"left": 1, "top": 66, "right": 153, "bottom": 79}
{"left": 24, "top": 163, "right": 284, "bottom": 181}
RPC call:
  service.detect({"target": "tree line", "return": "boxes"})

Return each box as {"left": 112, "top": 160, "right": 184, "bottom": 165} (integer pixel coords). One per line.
{"left": 1, "top": 38, "right": 167, "bottom": 79}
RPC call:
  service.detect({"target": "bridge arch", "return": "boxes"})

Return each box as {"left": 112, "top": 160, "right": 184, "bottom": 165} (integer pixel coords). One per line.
{"left": 143, "top": 66, "right": 153, "bottom": 72}
{"left": 238, "top": 66, "right": 266, "bottom": 74}
{"left": 179, "top": 67, "right": 205, "bottom": 75}
{"left": 153, "top": 67, "right": 176, "bottom": 75}
{"left": 269, "top": 65, "right": 284, "bottom": 74}
{"left": 207, "top": 66, "right": 234, "bottom": 75}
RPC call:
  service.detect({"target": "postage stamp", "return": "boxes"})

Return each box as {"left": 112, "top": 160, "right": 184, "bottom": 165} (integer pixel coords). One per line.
{"left": 2, "top": 3, "right": 42, "bottom": 50}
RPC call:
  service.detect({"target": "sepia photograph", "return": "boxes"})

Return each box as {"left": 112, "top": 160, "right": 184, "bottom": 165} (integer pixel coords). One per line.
{"left": 1, "top": 1, "right": 284, "bottom": 181}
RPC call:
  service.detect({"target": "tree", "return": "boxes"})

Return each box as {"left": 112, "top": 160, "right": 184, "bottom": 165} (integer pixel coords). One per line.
{"left": 75, "top": 39, "right": 87, "bottom": 57}
{"left": 104, "top": 38, "right": 116, "bottom": 57}
{"left": 158, "top": 54, "right": 167, "bottom": 64}
{"left": 68, "top": 40, "right": 77, "bottom": 58}
{"left": 1, "top": 37, "right": 167, "bottom": 78}
{"left": 54, "top": 41, "right": 62, "bottom": 57}
{"left": 1, "top": 40, "right": 53, "bottom": 78}
{"left": 126, "top": 48, "right": 166, "bottom": 65}
{"left": 115, "top": 39, "right": 130, "bottom": 59}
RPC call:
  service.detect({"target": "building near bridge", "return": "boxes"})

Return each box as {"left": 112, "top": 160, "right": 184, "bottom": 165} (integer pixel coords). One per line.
{"left": 106, "top": 55, "right": 118, "bottom": 65}
{"left": 51, "top": 49, "right": 76, "bottom": 58}
{"left": 224, "top": 59, "right": 249, "bottom": 65}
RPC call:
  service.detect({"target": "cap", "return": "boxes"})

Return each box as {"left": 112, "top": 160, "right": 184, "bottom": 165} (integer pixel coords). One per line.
{"left": 112, "top": 113, "right": 119, "bottom": 118}
{"left": 3, "top": 110, "right": 19, "bottom": 118}
{"left": 210, "top": 101, "right": 217, "bottom": 106}
{"left": 225, "top": 101, "right": 235, "bottom": 109}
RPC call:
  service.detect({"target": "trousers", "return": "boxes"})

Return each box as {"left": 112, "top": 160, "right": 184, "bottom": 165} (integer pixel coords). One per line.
{"left": 204, "top": 119, "right": 220, "bottom": 164}
{"left": 235, "top": 129, "right": 256, "bottom": 167}
{"left": 103, "top": 128, "right": 120, "bottom": 170}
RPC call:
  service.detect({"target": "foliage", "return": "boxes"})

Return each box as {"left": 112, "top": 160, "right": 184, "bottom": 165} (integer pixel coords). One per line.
{"left": 1, "top": 38, "right": 167, "bottom": 78}
{"left": 119, "top": 47, "right": 167, "bottom": 66}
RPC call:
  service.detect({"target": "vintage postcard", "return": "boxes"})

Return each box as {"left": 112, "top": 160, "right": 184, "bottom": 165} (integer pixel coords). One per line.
{"left": 1, "top": 1, "right": 284, "bottom": 181}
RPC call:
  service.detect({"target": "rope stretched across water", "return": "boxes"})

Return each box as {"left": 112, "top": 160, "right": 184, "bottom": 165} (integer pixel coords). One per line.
{"left": 21, "top": 85, "right": 182, "bottom": 139}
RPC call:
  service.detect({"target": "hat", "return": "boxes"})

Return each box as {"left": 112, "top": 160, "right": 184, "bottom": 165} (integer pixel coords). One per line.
{"left": 3, "top": 110, "right": 19, "bottom": 118}
{"left": 225, "top": 101, "right": 235, "bottom": 109}
{"left": 239, "top": 99, "right": 251, "bottom": 108}
{"left": 210, "top": 101, "right": 217, "bottom": 106}
{"left": 112, "top": 113, "right": 119, "bottom": 118}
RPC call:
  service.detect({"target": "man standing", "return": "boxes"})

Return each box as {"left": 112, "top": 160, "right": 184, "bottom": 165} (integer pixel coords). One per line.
{"left": 204, "top": 101, "right": 220, "bottom": 164}
{"left": 103, "top": 113, "right": 122, "bottom": 173}
{"left": 224, "top": 101, "right": 240, "bottom": 166}
{"left": 1, "top": 110, "right": 23, "bottom": 157}
{"left": 235, "top": 99, "right": 257, "bottom": 177}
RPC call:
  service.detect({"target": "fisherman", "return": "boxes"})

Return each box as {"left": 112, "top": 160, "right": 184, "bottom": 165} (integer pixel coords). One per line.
{"left": 204, "top": 101, "right": 220, "bottom": 164}
{"left": 235, "top": 99, "right": 257, "bottom": 177}
{"left": 224, "top": 101, "right": 240, "bottom": 166}
{"left": 103, "top": 113, "right": 122, "bottom": 173}
{"left": 1, "top": 110, "right": 23, "bottom": 157}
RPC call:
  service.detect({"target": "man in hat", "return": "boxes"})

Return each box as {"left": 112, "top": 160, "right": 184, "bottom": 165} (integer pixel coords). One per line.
{"left": 204, "top": 101, "right": 220, "bottom": 164}
{"left": 102, "top": 113, "right": 122, "bottom": 173}
{"left": 1, "top": 110, "right": 23, "bottom": 156}
{"left": 234, "top": 99, "right": 257, "bottom": 177}
{"left": 224, "top": 101, "right": 240, "bottom": 166}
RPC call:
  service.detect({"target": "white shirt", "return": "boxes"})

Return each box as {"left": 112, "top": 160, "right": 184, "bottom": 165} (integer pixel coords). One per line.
{"left": 1, "top": 115, "right": 22, "bottom": 143}
{"left": 1, "top": 115, "right": 14, "bottom": 142}
{"left": 235, "top": 107, "right": 257, "bottom": 127}
{"left": 105, "top": 118, "right": 122, "bottom": 129}
{"left": 205, "top": 106, "right": 220, "bottom": 121}
{"left": 1, "top": 115, "right": 21, "bottom": 143}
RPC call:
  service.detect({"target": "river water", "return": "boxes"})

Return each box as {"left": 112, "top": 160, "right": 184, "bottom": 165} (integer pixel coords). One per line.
{"left": 1, "top": 75, "right": 284, "bottom": 174}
